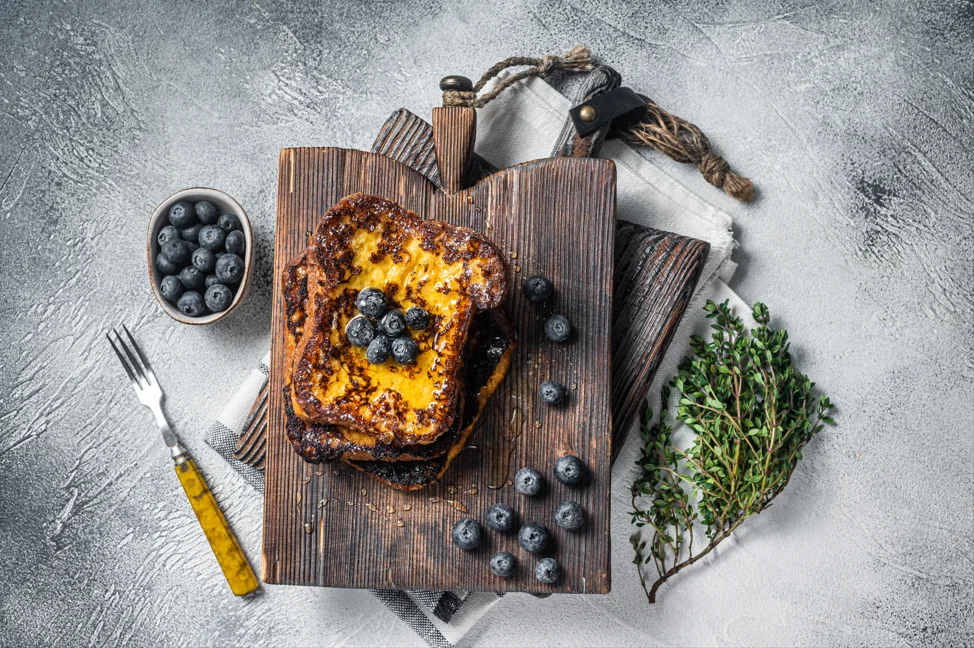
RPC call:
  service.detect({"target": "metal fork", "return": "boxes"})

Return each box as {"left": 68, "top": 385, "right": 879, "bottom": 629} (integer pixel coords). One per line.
{"left": 107, "top": 325, "right": 259, "bottom": 596}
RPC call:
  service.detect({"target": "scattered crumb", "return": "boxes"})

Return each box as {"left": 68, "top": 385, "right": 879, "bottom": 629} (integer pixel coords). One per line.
{"left": 403, "top": 504, "right": 412, "bottom": 511}
{"left": 386, "top": 505, "right": 396, "bottom": 514}
{"left": 395, "top": 519, "right": 405, "bottom": 527}
{"left": 304, "top": 523, "right": 313, "bottom": 534}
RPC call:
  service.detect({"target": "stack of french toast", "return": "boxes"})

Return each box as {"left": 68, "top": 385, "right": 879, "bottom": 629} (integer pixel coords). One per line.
{"left": 280, "top": 193, "right": 516, "bottom": 490}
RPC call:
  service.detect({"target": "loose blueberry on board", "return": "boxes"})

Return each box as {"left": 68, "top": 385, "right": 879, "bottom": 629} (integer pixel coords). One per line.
{"left": 157, "top": 225, "right": 181, "bottom": 246}
{"left": 554, "top": 501, "right": 585, "bottom": 530}
{"left": 544, "top": 314, "right": 572, "bottom": 342}
{"left": 167, "top": 201, "right": 196, "bottom": 228}
{"left": 518, "top": 522, "right": 549, "bottom": 553}
{"left": 225, "top": 230, "right": 246, "bottom": 255}
{"left": 178, "top": 266, "right": 206, "bottom": 291}
{"left": 204, "top": 275, "right": 221, "bottom": 288}
{"left": 177, "top": 291, "right": 206, "bottom": 317}
{"left": 180, "top": 223, "right": 203, "bottom": 244}
{"left": 514, "top": 467, "right": 543, "bottom": 496}
{"left": 205, "top": 284, "right": 233, "bottom": 312}
{"left": 451, "top": 518, "right": 482, "bottom": 550}
{"left": 215, "top": 253, "right": 244, "bottom": 283}
{"left": 484, "top": 503, "right": 515, "bottom": 532}
{"left": 192, "top": 247, "right": 216, "bottom": 273}
{"left": 378, "top": 310, "right": 407, "bottom": 338}
{"left": 346, "top": 316, "right": 377, "bottom": 348}
{"left": 535, "top": 557, "right": 560, "bottom": 584}
{"left": 159, "top": 275, "right": 184, "bottom": 303}
{"left": 198, "top": 224, "right": 227, "bottom": 251}
{"left": 539, "top": 380, "right": 567, "bottom": 405}
{"left": 217, "top": 213, "right": 241, "bottom": 232}
{"left": 391, "top": 337, "right": 419, "bottom": 365}
{"left": 553, "top": 455, "right": 585, "bottom": 485}
{"left": 489, "top": 552, "right": 516, "bottom": 578}
{"left": 155, "top": 252, "right": 181, "bottom": 276}
{"left": 366, "top": 335, "right": 392, "bottom": 364}
{"left": 522, "top": 275, "right": 553, "bottom": 303}
{"left": 356, "top": 287, "right": 388, "bottom": 318}
{"left": 160, "top": 240, "right": 191, "bottom": 265}
{"left": 404, "top": 306, "right": 430, "bottom": 330}
{"left": 194, "top": 200, "right": 218, "bottom": 224}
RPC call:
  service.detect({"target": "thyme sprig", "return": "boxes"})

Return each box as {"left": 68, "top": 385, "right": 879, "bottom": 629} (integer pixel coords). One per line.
{"left": 630, "top": 300, "right": 834, "bottom": 603}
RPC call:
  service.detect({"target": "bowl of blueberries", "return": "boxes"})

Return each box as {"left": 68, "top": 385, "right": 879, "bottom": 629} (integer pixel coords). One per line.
{"left": 147, "top": 188, "right": 253, "bottom": 324}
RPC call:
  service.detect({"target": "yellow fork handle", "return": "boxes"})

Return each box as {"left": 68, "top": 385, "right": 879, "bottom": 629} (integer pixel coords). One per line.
{"left": 174, "top": 458, "right": 260, "bottom": 596}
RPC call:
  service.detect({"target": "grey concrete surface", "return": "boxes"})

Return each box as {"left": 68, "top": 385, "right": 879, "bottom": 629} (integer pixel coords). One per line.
{"left": 1, "top": 0, "right": 972, "bottom": 646}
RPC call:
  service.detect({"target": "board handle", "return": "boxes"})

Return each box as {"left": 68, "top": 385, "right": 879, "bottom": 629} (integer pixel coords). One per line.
{"left": 551, "top": 65, "right": 622, "bottom": 160}
{"left": 432, "top": 107, "right": 476, "bottom": 194}
{"left": 174, "top": 457, "right": 260, "bottom": 596}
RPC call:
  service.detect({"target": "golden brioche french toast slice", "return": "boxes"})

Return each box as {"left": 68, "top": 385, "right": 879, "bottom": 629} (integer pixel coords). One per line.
{"left": 282, "top": 253, "right": 455, "bottom": 463}
{"left": 290, "top": 193, "right": 508, "bottom": 446}
{"left": 280, "top": 252, "right": 515, "bottom": 487}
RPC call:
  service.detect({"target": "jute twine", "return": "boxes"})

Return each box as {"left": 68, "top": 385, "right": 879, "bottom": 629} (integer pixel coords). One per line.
{"left": 444, "top": 46, "right": 754, "bottom": 202}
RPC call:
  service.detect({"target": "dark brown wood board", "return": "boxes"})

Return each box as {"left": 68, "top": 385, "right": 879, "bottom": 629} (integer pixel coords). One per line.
{"left": 263, "top": 117, "right": 617, "bottom": 593}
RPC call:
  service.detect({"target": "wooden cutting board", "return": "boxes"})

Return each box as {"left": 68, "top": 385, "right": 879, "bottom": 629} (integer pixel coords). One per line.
{"left": 262, "top": 106, "right": 708, "bottom": 595}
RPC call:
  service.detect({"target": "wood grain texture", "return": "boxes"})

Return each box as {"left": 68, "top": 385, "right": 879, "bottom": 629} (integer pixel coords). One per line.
{"left": 263, "top": 145, "right": 616, "bottom": 594}
{"left": 371, "top": 110, "right": 709, "bottom": 459}
{"left": 431, "top": 107, "right": 476, "bottom": 194}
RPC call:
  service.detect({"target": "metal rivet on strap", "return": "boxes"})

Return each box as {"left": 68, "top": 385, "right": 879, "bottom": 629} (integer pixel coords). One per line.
{"left": 579, "top": 105, "right": 597, "bottom": 122}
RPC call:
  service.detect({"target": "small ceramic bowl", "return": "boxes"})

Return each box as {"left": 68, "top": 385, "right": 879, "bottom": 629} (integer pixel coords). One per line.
{"left": 147, "top": 187, "right": 253, "bottom": 325}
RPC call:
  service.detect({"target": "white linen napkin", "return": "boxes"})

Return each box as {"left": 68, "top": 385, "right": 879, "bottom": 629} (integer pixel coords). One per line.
{"left": 206, "top": 72, "right": 745, "bottom": 647}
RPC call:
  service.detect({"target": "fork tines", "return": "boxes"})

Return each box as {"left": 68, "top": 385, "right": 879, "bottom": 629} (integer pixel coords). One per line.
{"left": 106, "top": 325, "right": 156, "bottom": 389}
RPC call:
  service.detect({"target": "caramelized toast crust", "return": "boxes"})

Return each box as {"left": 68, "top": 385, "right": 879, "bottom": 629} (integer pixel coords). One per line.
{"left": 291, "top": 193, "right": 508, "bottom": 446}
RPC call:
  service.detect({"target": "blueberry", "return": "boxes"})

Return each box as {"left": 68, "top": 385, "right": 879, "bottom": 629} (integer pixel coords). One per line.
{"left": 544, "top": 315, "right": 571, "bottom": 342}
{"left": 178, "top": 266, "right": 206, "bottom": 291}
{"left": 215, "top": 253, "right": 244, "bottom": 283}
{"left": 522, "top": 275, "right": 553, "bottom": 303}
{"left": 451, "top": 517, "right": 482, "bottom": 550}
{"left": 356, "top": 287, "right": 388, "bottom": 318}
{"left": 484, "top": 503, "right": 515, "bottom": 532}
{"left": 489, "top": 552, "right": 516, "bottom": 578}
{"left": 159, "top": 275, "right": 184, "bottom": 303}
{"left": 518, "top": 522, "right": 549, "bottom": 553}
{"left": 391, "top": 337, "right": 418, "bottom": 365}
{"left": 514, "top": 467, "right": 543, "bottom": 496}
{"left": 539, "top": 380, "right": 567, "bottom": 405}
{"left": 346, "top": 316, "right": 377, "bottom": 348}
{"left": 180, "top": 223, "right": 203, "bottom": 244}
{"left": 205, "top": 275, "right": 222, "bottom": 288}
{"left": 192, "top": 247, "right": 216, "bottom": 273}
{"left": 366, "top": 335, "right": 392, "bottom": 364}
{"left": 155, "top": 252, "right": 182, "bottom": 275}
{"left": 404, "top": 306, "right": 430, "bottom": 330}
{"left": 198, "top": 224, "right": 227, "bottom": 251}
{"left": 205, "top": 283, "right": 233, "bottom": 312}
{"left": 535, "top": 557, "right": 560, "bottom": 584}
{"left": 225, "top": 230, "right": 246, "bottom": 255}
{"left": 217, "top": 213, "right": 241, "bottom": 232}
{"left": 378, "top": 310, "right": 407, "bottom": 338}
{"left": 176, "top": 291, "right": 206, "bottom": 317}
{"left": 553, "top": 455, "right": 585, "bottom": 485}
{"left": 160, "top": 240, "right": 191, "bottom": 265}
{"left": 168, "top": 201, "right": 196, "bottom": 228}
{"left": 157, "top": 225, "right": 181, "bottom": 246}
{"left": 554, "top": 501, "right": 585, "bottom": 530}
{"left": 194, "top": 200, "right": 218, "bottom": 224}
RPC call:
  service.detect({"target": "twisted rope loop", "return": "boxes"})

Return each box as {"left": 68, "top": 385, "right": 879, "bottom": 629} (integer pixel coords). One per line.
{"left": 622, "top": 98, "right": 754, "bottom": 202}
{"left": 441, "top": 46, "right": 754, "bottom": 202}
{"left": 442, "top": 46, "right": 593, "bottom": 109}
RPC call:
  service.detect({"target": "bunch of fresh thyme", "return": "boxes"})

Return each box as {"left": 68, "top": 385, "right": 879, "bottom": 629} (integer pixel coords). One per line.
{"left": 630, "top": 300, "right": 834, "bottom": 603}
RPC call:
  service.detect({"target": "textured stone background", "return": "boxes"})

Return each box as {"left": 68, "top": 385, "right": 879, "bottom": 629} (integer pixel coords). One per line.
{"left": 1, "top": 0, "right": 972, "bottom": 646}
